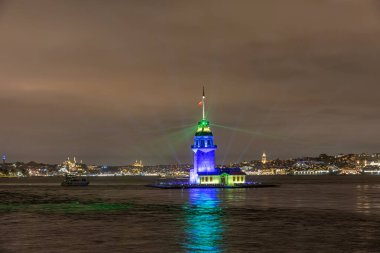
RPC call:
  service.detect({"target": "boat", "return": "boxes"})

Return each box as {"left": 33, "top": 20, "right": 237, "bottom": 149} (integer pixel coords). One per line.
{"left": 61, "top": 174, "right": 89, "bottom": 186}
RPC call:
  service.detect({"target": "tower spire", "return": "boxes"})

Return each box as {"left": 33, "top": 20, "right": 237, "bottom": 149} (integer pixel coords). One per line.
{"left": 202, "top": 86, "right": 205, "bottom": 120}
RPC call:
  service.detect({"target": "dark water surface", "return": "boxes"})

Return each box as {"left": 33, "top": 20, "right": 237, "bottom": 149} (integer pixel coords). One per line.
{"left": 1, "top": 176, "right": 380, "bottom": 253}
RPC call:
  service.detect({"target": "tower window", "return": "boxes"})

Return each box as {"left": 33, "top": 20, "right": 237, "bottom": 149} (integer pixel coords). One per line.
{"left": 233, "top": 176, "right": 235, "bottom": 182}
{"left": 210, "top": 177, "right": 213, "bottom": 182}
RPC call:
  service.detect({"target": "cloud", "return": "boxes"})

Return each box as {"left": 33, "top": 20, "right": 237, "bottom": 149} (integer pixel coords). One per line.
{"left": 0, "top": 0, "right": 379, "bottom": 164}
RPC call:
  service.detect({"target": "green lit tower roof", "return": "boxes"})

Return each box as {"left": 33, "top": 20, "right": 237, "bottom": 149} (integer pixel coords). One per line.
{"left": 196, "top": 119, "right": 212, "bottom": 136}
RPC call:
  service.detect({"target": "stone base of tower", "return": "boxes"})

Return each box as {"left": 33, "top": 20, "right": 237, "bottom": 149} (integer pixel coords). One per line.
{"left": 146, "top": 180, "right": 278, "bottom": 189}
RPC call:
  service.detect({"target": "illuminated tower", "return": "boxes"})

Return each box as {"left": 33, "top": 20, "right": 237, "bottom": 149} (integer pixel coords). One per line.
{"left": 262, "top": 152, "right": 267, "bottom": 164}
{"left": 190, "top": 87, "right": 217, "bottom": 184}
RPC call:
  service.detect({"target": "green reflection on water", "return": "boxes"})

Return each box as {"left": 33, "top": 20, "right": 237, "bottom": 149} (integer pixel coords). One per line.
{"left": 183, "top": 189, "right": 224, "bottom": 253}
{"left": 0, "top": 202, "right": 133, "bottom": 213}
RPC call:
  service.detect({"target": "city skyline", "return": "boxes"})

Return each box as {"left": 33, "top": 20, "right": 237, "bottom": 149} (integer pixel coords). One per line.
{"left": 1, "top": 1, "right": 379, "bottom": 165}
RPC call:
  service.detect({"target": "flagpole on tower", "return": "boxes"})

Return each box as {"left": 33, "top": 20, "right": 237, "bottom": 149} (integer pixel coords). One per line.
{"left": 202, "top": 86, "right": 205, "bottom": 120}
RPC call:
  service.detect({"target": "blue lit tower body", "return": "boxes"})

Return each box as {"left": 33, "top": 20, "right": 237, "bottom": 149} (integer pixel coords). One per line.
{"left": 189, "top": 88, "right": 218, "bottom": 184}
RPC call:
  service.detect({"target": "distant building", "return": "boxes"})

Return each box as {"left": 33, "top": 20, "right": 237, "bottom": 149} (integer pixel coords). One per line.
{"left": 362, "top": 166, "right": 380, "bottom": 175}
{"left": 1, "top": 154, "right": 6, "bottom": 173}
{"left": 369, "top": 161, "right": 380, "bottom": 166}
{"left": 58, "top": 157, "right": 86, "bottom": 174}
{"left": 340, "top": 167, "right": 361, "bottom": 175}
{"left": 132, "top": 160, "right": 144, "bottom": 167}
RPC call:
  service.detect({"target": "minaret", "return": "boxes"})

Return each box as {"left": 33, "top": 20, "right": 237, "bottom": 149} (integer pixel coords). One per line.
{"left": 262, "top": 152, "right": 267, "bottom": 164}
{"left": 190, "top": 87, "right": 218, "bottom": 184}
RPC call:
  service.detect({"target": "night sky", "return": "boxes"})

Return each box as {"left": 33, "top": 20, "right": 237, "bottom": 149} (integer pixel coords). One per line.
{"left": 0, "top": 0, "right": 379, "bottom": 165}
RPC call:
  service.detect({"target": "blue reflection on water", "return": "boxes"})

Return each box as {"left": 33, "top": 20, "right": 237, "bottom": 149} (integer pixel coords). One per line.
{"left": 183, "top": 189, "right": 224, "bottom": 253}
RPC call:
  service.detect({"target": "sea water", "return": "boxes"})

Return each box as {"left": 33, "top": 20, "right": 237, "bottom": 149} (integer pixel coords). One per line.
{"left": 1, "top": 176, "right": 380, "bottom": 252}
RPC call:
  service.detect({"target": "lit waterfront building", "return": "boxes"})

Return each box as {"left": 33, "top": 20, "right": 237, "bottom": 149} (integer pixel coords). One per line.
{"left": 189, "top": 88, "right": 246, "bottom": 186}
{"left": 340, "top": 167, "right": 362, "bottom": 175}
{"left": 362, "top": 167, "right": 380, "bottom": 175}
{"left": 362, "top": 161, "right": 380, "bottom": 175}
{"left": 369, "top": 161, "right": 380, "bottom": 166}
